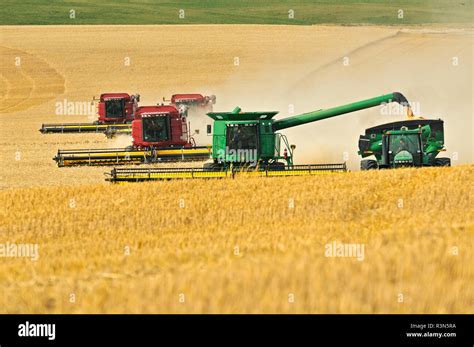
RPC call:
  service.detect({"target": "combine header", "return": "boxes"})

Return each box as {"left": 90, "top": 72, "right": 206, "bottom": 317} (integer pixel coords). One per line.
{"left": 106, "top": 92, "right": 414, "bottom": 182}
{"left": 107, "top": 164, "right": 346, "bottom": 182}
{"left": 54, "top": 104, "right": 211, "bottom": 167}
{"left": 40, "top": 93, "right": 139, "bottom": 134}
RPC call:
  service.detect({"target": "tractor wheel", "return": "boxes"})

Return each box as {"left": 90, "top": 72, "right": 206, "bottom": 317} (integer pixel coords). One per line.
{"left": 434, "top": 157, "right": 451, "bottom": 167}
{"left": 360, "top": 159, "right": 378, "bottom": 170}
{"left": 203, "top": 162, "right": 224, "bottom": 171}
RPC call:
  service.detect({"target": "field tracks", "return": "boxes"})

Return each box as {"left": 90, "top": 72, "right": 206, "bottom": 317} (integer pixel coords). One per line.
{"left": 0, "top": 45, "right": 65, "bottom": 113}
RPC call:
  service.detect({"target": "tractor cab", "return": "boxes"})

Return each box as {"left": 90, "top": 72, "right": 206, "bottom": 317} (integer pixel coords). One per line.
{"left": 206, "top": 107, "right": 291, "bottom": 167}
{"left": 97, "top": 93, "right": 139, "bottom": 124}
{"left": 383, "top": 128, "right": 423, "bottom": 167}
{"left": 132, "top": 105, "right": 189, "bottom": 149}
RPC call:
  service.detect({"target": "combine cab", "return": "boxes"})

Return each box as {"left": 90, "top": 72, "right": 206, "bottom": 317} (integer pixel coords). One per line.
{"left": 131, "top": 105, "right": 192, "bottom": 149}
{"left": 40, "top": 93, "right": 139, "bottom": 134}
{"left": 96, "top": 93, "right": 138, "bottom": 124}
{"left": 53, "top": 104, "right": 211, "bottom": 167}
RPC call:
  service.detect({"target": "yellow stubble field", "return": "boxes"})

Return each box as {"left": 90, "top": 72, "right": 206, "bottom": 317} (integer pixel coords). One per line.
{"left": 0, "top": 166, "right": 472, "bottom": 313}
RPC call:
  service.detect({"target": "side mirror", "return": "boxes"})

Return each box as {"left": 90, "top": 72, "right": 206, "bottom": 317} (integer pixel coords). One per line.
{"left": 195, "top": 129, "right": 200, "bottom": 135}
{"left": 207, "top": 125, "right": 212, "bottom": 135}
{"left": 290, "top": 144, "right": 296, "bottom": 150}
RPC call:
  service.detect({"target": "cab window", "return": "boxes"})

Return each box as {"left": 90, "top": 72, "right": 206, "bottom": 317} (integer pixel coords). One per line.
{"left": 143, "top": 117, "right": 169, "bottom": 142}
{"left": 226, "top": 124, "right": 258, "bottom": 150}
{"left": 105, "top": 99, "right": 125, "bottom": 118}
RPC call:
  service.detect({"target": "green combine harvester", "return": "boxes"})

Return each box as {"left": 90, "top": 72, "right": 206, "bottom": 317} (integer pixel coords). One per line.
{"left": 106, "top": 92, "right": 449, "bottom": 182}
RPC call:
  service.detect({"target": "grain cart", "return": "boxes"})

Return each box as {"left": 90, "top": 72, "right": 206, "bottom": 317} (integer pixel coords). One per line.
{"left": 358, "top": 119, "right": 450, "bottom": 169}
{"left": 107, "top": 92, "right": 412, "bottom": 182}
{"left": 53, "top": 104, "right": 210, "bottom": 167}
{"left": 40, "top": 93, "right": 139, "bottom": 134}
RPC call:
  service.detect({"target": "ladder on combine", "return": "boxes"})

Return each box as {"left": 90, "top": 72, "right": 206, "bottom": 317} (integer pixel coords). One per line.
{"left": 106, "top": 163, "right": 347, "bottom": 183}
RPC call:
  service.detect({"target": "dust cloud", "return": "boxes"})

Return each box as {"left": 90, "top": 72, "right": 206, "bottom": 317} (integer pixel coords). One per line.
{"left": 111, "top": 134, "right": 133, "bottom": 148}
{"left": 193, "top": 29, "right": 473, "bottom": 170}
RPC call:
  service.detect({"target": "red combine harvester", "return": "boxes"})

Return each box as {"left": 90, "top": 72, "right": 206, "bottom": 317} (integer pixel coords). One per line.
{"left": 40, "top": 93, "right": 140, "bottom": 134}
{"left": 103, "top": 93, "right": 216, "bottom": 138}
{"left": 170, "top": 93, "right": 216, "bottom": 115}
{"left": 96, "top": 92, "right": 138, "bottom": 124}
{"left": 53, "top": 103, "right": 211, "bottom": 167}
{"left": 132, "top": 105, "right": 195, "bottom": 148}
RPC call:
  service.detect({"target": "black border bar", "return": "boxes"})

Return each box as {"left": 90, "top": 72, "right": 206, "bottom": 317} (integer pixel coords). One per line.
{"left": 0, "top": 314, "right": 472, "bottom": 346}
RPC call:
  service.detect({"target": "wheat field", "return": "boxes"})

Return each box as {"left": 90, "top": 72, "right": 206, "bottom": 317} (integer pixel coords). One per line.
{"left": 0, "top": 25, "right": 472, "bottom": 313}
{"left": 0, "top": 166, "right": 472, "bottom": 313}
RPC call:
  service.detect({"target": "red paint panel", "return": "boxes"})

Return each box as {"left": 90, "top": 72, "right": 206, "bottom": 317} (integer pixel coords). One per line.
{"left": 132, "top": 105, "right": 190, "bottom": 149}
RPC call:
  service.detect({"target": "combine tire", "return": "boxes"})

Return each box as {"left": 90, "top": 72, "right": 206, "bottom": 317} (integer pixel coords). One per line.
{"left": 203, "top": 162, "right": 224, "bottom": 171}
{"left": 434, "top": 158, "right": 451, "bottom": 167}
{"left": 360, "top": 159, "right": 378, "bottom": 170}
{"left": 267, "top": 162, "right": 286, "bottom": 171}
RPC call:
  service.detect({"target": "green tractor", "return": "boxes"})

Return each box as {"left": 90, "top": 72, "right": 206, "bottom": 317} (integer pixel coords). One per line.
{"left": 204, "top": 92, "right": 420, "bottom": 170}
{"left": 358, "top": 119, "right": 450, "bottom": 170}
